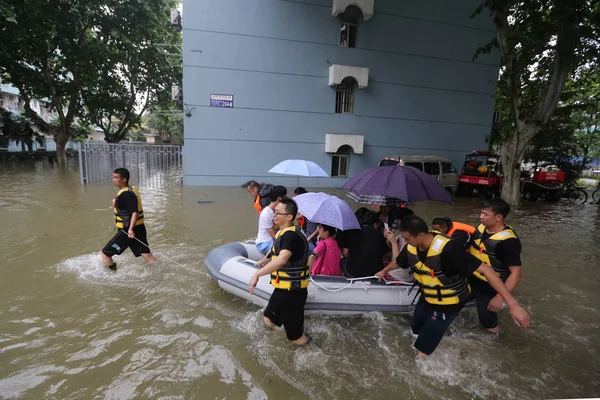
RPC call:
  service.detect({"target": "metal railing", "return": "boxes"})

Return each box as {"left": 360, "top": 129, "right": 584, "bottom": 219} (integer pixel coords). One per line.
{"left": 79, "top": 142, "right": 182, "bottom": 187}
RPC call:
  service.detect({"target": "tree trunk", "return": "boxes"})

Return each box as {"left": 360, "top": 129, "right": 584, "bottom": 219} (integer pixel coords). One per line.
{"left": 55, "top": 125, "right": 70, "bottom": 164}
{"left": 500, "top": 126, "right": 538, "bottom": 206}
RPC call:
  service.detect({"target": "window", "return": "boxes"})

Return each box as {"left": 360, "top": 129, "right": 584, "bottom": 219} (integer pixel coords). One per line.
{"left": 331, "top": 154, "right": 349, "bottom": 177}
{"left": 331, "top": 145, "right": 351, "bottom": 177}
{"left": 379, "top": 159, "right": 398, "bottom": 167}
{"left": 442, "top": 162, "right": 456, "bottom": 173}
{"left": 405, "top": 162, "right": 423, "bottom": 171}
{"left": 335, "top": 77, "right": 356, "bottom": 114}
{"left": 424, "top": 162, "right": 440, "bottom": 176}
{"left": 340, "top": 23, "right": 356, "bottom": 48}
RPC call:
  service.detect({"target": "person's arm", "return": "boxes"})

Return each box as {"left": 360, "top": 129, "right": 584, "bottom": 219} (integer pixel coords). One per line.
{"left": 267, "top": 226, "right": 276, "bottom": 240}
{"left": 376, "top": 246, "right": 408, "bottom": 280}
{"left": 249, "top": 250, "right": 292, "bottom": 294}
{"left": 476, "top": 263, "right": 530, "bottom": 328}
{"left": 384, "top": 230, "right": 401, "bottom": 258}
{"left": 307, "top": 230, "right": 319, "bottom": 242}
{"left": 307, "top": 254, "right": 316, "bottom": 268}
{"left": 487, "top": 239, "right": 523, "bottom": 311}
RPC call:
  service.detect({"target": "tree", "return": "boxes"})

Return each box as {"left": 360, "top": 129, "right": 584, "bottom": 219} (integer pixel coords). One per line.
{"left": 475, "top": 0, "right": 600, "bottom": 205}
{"left": 0, "top": 108, "right": 44, "bottom": 151}
{"left": 146, "top": 108, "right": 183, "bottom": 143}
{"left": 0, "top": 0, "right": 180, "bottom": 162}
{"left": 83, "top": 0, "right": 181, "bottom": 143}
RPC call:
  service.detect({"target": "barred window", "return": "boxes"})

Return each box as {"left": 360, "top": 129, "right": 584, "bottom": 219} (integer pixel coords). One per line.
{"left": 331, "top": 145, "right": 352, "bottom": 177}
{"left": 335, "top": 77, "right": 356, "bottom": 114}
{"left": 340, "top": 23, "right": 356, "bottom": 48}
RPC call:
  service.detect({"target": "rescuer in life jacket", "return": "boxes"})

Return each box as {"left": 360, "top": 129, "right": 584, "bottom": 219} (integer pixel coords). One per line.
{"left": 101, "top": 168, "right": 156, "bottom": 271}
{"left": 242, "top": 180, "right": 274, "bottom": 214}
{"left": 431, "top": 217, "right": 476, "bottom": 249}
{"left": 467, "top": 199, "right": 523, "bottom": 334}
{"left": 375, "top": 215, "right": 530, "bottom": 358}
{"left": 249, "top": 198, "right": 312, "bottom": 345}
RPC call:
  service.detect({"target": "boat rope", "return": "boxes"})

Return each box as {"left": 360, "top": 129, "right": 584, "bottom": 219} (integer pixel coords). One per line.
{"left": 308, "top": 275, "right": 413, "bottom": 292}
{"left": 119, "top": 229, "right": 210, "bottom": 277}
{"left": 94, "top": 206, "right": 112, "bottom": 211}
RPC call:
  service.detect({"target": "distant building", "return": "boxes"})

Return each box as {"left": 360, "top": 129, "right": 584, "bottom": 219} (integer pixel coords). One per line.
{"left": 182, "top": 0, "right": 500, "bottom": 186}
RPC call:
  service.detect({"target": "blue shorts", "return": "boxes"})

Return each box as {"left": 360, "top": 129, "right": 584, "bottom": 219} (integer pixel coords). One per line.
{"left": 256, "top": 241, "right": 273, "bottom": 255}
{"left": 411, "top": 297, "right": 458, "bottom": 355}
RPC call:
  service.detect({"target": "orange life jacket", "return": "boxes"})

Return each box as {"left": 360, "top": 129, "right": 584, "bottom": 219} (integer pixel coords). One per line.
{"left": 254, "top": 196, "right": 263, "bottom": 214}
{"left": 298, "top": 216, "right": 306, "bottom": 230}
{"left": 447, "top": 222, "right": 476, "bottom": 236}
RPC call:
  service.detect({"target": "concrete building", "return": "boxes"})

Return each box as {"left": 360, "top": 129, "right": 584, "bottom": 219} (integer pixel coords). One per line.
{"left": 181, "top": 0, "right": 500, "bottom": 186}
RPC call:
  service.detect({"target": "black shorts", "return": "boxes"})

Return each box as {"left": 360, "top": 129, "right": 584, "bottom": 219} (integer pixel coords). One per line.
{"left": 263, "top": 288, "right": 308, "bottom": 341}
{"left": 101, "top": 224, "right": 150, "bottom": 258}
{"left": 411, "top": 297, "right": 458, "bottom": 355}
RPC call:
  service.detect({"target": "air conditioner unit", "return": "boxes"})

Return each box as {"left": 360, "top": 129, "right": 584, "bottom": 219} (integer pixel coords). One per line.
{"left": 170, "top": 9, "right": 181, "bottom": 27}
{"left": 171, "top": 85, "right": 182, "bottom": 101}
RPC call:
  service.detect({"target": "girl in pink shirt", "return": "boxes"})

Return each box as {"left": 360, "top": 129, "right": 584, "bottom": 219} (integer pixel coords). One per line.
{"left": 308, "top": 224, "right": 342, "bottom": 276}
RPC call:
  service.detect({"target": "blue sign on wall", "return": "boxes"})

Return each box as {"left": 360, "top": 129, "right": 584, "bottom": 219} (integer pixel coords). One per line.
{"left": 210, "top": 94, "right": 233, "bottom": 108}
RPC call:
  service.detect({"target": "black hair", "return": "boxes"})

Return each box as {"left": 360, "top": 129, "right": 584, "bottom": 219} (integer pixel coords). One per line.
{"left": 399, "top": 215, "right": 429, "bottom": 236}
{"left": 318, "top": 223, "right": 337, "bottom": 237}
{"left": 431, "top": 217, "right": 452, "bottom": 231}
{"left": 481, "top": 198, "right": 511, "bottom": 219}
{"left": 363, "top": 210, "right": 381, "bottom": 226}
{"left": 294, "top": 187, "right": 307, "bottom": 195}
{"left": 279, "top": 198, "right": 298, "bottom": 220}
{"left": 268, "top": 185, "right": 287, "bottom": 202}
{"left": 241, "top": 180, "right": 259, "bottom": 189}
{"left": 355, "top": 207, "right": 369, "bottom": 224}
{"left": 113, "top": 168, "right": 130, "bottom": 184}
{"left": 394, "top": 207, "right": 415, "bottom": 221}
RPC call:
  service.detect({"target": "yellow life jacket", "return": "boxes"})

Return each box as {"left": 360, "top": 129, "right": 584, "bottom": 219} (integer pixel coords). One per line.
{"left": 407, "top": 233, "right": 471, "bottom": 306}
{"left": 270, "top": 226, "right": 309, "bottom": 290}
{"left": 469, "top": 224, "right": 518, "bottom": 282}
{"left": 114, "top": 185, "right": 144, "bottom": 229}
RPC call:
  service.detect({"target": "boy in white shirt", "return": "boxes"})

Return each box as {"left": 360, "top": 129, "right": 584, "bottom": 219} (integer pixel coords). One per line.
{"left": 255, "top": 186, "right": 287, "bottom": 254}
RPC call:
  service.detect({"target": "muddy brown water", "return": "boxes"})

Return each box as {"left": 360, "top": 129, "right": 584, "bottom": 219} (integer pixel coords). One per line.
{"left": 0, "top": 160, "right": 599, "bottom": 399}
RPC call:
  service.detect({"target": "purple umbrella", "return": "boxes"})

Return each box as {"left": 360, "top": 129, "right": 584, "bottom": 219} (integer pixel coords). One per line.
{"left": 293, "top": 192, "right": 360, "bottom": 231}
{"left": 341, "top": 166, "right": 452, "bottom": 203}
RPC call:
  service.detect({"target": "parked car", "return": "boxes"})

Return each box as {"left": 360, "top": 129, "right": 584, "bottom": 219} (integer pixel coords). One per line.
{"left": 378, "top": 154, "right": 459, "bottom": 194}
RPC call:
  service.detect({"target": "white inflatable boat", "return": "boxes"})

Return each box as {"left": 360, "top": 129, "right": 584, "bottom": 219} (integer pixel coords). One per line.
{"left": 204, "top": 241, "right": 422, "bottom": 315}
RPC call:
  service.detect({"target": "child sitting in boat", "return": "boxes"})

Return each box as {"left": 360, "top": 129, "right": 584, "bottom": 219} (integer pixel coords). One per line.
{"left": 308, "top": 224, "right": 342, "bottom": 276}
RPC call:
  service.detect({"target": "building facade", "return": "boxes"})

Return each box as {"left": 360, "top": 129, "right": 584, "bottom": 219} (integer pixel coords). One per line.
{"left": 181, "top": 0, "right": 500, "bottom": 186}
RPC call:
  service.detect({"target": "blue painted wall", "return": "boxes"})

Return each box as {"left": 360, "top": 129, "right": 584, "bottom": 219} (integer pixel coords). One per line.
{"left": 181, "top": 0, "right": 500, "bottom": 186}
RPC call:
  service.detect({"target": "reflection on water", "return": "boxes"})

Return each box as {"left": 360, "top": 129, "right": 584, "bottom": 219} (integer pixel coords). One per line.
{"left": 0, "top": 160, "right": 599, "bottom": 399}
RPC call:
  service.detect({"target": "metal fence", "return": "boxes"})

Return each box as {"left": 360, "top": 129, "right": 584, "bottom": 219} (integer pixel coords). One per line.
{"left": 79, "top": 142, "right": 182, "bottom": 187}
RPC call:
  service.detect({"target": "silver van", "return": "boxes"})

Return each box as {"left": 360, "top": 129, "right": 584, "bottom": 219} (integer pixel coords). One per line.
{"left": 378, "top": 154, "right": 459, "bottom": 194}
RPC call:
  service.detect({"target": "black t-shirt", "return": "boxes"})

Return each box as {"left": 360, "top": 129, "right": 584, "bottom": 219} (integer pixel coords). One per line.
{"left": 279, "top": 230, "right": 307, "bottom": 263}
{"left": 396, "top": 238, "right": 482, "bottom": 311}
{"left": 116, "top": 190, "right": 139, "bottom": 215}
{"left": 451, "top": 230, "right": 470, "bottom": 249}
{"left": 346, "top": 225, "right": 390, "bottom": 278}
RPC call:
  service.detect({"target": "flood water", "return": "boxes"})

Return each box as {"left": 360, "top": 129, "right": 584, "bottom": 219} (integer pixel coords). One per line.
{"left": 0, "top": 160, "right": 599, "bottom": 400}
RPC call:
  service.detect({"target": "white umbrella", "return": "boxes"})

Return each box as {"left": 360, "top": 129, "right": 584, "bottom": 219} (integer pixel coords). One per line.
{"left": 268, "top": 159, "right": 329, "bottom": 187}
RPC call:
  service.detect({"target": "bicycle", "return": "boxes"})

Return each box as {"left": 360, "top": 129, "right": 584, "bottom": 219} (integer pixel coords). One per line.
{"left": 592, "top": 187, "right": 600, "bottom": 203}
{"left": 564, "top": 184, "right": 588, "bottom": 204}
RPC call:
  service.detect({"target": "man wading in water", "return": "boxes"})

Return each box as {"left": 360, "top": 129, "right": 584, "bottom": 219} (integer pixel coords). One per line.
{"left": 249, "top": 198, "right": 312, "bottom": 345}
{"left": 100, "top": 168, "right": 156, "bottom": 271}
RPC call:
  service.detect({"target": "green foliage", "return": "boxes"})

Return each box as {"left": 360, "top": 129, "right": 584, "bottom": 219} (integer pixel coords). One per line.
{"left": 0, "top": 108, "right": 43, "bottom": 151}
{"left": 145, "top": 108, "right": 183, "bottom": 142}
{"left": 0, "top": 0, "right": 181, "bottom": 154}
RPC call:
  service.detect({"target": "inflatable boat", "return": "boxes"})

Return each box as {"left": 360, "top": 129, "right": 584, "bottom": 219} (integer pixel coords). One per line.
{"left": 204, "top": 241, "right": 421, "bottom": 315}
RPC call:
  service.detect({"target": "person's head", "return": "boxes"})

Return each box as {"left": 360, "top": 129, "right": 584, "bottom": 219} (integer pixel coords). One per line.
{"left": 317, "top": 224, "right": 337, "bottom": 240}
{"left": 268, "top": 185, "right": 288, "bottom": 204}
{"left": 363, "top": 210, "right": 382, "bottom": 229}
{"left": 431, "top": 217, "right": 453, "bottom": 234}
{"left": 293, "top": 187, "right": 307, "bottom": 197}
{"left": 242, "top": 180, "right": 260, "bottom": 197}
{"left": 480, "top": 198, "right": 510, "bottom": 227}
{"left": 398, "top": 215, "right": 430, "bottom": 248}
{"left": 274, "top": 198, "right": 298, "bottom": 228}
{"left": 112, "top": 168, "right": 130, "bottom": 188}
{"left": 355, "top": 207, "right": 369, "bottom": 224}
